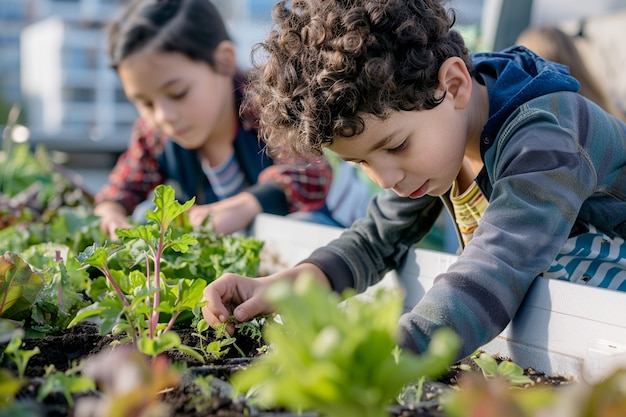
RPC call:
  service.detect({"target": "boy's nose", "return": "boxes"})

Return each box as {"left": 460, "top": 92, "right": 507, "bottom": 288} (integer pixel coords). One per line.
{"left": 363, "top": 165, "right": 400, "bottom": 190}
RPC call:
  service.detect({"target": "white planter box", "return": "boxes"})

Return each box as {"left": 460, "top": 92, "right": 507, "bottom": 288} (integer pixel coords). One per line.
{"left": 250, "top": 213, "right": 626, "bottom": 383}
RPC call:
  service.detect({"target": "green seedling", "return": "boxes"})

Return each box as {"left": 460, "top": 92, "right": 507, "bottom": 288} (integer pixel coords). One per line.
{"left": 232, "top": 272, "right": 460, "bottom": 417}
{"left": 195, "top": 317, "right": 265, "bottom": 360}
{"left": 471, "top": 352, "right": 534, "bottom": 387}
{"left": 37, "top": 363, "right": 95, "bottom": 407}
{"left": 0, "top": 320, "right": 30, "bottom": 409}
{"left": 194, "top": 320, "right": 240, "bottom": 360}
{"left": 71, "top": 185, "right": 205, "bottom": 360}
{"left": 1, "top": 328, "right": 39, "bottom": 379}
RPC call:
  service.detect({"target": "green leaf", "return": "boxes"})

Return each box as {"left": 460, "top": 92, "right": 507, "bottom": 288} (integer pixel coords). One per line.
{"left": 497, "top": 360, "right": 533, "bottom": 386}
{"left": 168, "top": 234, "right": 198, "bottom": 253}
{"left": 0, "top": 252, "right": 44, "bottom": 319}
{"left": 232, "top": 273, "right": 460, "bottom": 417}
{"left": 0, "top": 368, "right": 25, "bottom": 408}
{"left": 138, "top": 330, "right": 182, "bottom": 357}
{"left": 145, "top": 184, "right": 194, "bottom": 231}
{"left": 474, "top": 352, "right": 499, "bottom": 377}
{"left": 37, "top": 372, "right": 95, "bottom": 406}
{"left": 77, "top": 244, "right": 122, "bottom": 270}
{"left": 116, "top": 224, "right": 159, "bottom": 245}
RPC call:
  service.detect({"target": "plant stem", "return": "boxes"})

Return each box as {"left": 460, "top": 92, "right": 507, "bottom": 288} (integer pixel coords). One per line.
{"left": 101, "top": 267, "right": 129, "bottom": 308}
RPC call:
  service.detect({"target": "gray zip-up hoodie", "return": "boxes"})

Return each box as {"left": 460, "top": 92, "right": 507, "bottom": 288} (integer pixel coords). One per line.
{"left": 303, "top": 46, "right": 626, "bottom": 360}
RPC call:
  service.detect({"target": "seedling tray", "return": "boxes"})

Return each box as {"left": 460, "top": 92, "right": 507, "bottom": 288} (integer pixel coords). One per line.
{"left": 250, "top": 213, "right": 626, "bottom": 382}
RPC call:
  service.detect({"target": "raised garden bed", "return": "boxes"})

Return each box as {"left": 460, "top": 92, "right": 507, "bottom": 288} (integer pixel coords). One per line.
{"left": 2, "top": 144, "right": 626, "bottom": 417}
{"left": 252, "top": 213, "right": 626, "bottom": 384}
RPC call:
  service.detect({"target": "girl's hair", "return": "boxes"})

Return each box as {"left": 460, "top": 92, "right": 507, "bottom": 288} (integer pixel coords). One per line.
{"left": 245, "top": 0, "right": 472, "bottom": 158}
{"left": 516, "top": 26, "right": 625, "bottom": 121}
{"left": 107, "top": 0, "right": 231, "bottom": 70}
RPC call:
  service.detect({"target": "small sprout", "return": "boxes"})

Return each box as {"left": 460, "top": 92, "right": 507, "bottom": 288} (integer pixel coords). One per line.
{"left": 473, "top": 353, "right": 533, "bottom": 387}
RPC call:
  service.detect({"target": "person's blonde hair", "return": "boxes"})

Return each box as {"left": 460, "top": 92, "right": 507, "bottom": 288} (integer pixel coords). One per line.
{"left": 516, "top": 26, "right": 625, "bottom": 122}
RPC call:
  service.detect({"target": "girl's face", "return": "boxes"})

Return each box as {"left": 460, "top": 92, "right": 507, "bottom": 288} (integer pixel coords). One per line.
{"left": 327, "top": 101, "right": 472, "bottom": 198}
{"left": 117, "top": 49, "right": 234, "bottom": 150}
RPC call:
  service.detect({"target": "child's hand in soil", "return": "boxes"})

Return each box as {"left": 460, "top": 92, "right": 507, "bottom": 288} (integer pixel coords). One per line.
{"left": 202, "top": 263, "right": 331, "bottom": 333}
{"left": 202, "top": 274, "right": 276, "bottom": 334}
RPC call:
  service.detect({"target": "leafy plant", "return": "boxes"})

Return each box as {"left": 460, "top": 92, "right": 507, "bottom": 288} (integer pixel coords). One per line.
{"left": 0, "top": 368, "right": 25, "bottom": 411}
{"left": 70, "top": 185, "right": 205, "bottom": 359}
{"left": 470, "top": 351, "right": 533, "bottom": 387}
{"left": 22, "top": 244, "right": 91, "bottom": 334}
{"left": 0, "top": 252, "right": 44, "bottom": 320}
{"left": 194, "top": 317, "right": 266, "bottom": 360}
{"left": 232, "top": 272, "right": 461, "bottom": 417}
{"left": 1, "top": 329, "right": 39, "bottom": 379}
{"left": 0, "top": 142, "right": 95, "bottom": 228}
{"left": 37, "top": 363, "right": 95, "bottom": 407}
{"left": 194, "top": 320, "right": 242, "bottom": 360}
{"left": 0, "top": 321, "right": 30, "bottom": 408}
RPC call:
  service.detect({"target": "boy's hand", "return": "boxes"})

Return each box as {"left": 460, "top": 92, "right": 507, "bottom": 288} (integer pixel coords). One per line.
{"left": 202, "top": 264, "right": 332, "bottom": 333}
{"left": 202, "top": 274, "right": 277, "bottom": 333}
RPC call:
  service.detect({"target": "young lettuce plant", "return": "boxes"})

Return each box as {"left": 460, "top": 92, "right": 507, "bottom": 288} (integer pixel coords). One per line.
{"left": 231, "top": 273, "right": 461, "bottom": 417}
{"left": 70, "top": 185, "right": 205, "bottom": 360}
{"left": 0, "top": 252, "right": 44, "bottom": 321}
{"left": 471, "top": 351, "right": 534, "bottom": 387}
{"left": 0, "top": 321, "right": 31, "bottom": 410}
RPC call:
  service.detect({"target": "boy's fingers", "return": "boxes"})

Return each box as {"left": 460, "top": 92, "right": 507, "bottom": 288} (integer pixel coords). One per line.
{"left": 234, "top": 294, "right": 273, "bottom": 322}
{"left": 202, "top": 285, "right": 232, "bottom": 325}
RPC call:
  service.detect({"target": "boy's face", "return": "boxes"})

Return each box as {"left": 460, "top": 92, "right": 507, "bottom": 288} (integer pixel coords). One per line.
{"left": 327, "top": 103, "right": 468, "bottom": 198}
{"left": 118, "top": 49, "right": 233, "bottom": 151}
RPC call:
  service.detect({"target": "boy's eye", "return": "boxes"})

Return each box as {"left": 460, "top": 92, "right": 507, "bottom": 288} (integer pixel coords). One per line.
{"left": 170, "top": 90, "right": 188, "bottom": 100}
{"left": 388, "top": 140, "right": 408, "bottom": 154}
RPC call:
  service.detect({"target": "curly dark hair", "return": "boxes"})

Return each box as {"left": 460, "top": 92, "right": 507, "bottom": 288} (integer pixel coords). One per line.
{"left": 245, "top": 0, "right": 473, "bottom": 158}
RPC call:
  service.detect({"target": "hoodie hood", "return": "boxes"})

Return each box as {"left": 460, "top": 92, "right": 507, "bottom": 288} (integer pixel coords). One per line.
{"left": 472, "top": 45, "right": 580, "bottom": 140}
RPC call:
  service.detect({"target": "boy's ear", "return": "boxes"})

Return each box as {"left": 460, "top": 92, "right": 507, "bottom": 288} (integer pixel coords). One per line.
{"left": 439, "top": 57, "right": 472, "bottom": 109}
{"left": 214, "top": 40, "right": 237, "bottom": 75}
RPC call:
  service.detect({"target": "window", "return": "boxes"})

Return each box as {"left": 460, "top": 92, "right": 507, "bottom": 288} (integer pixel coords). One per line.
{"left": 0, "top": 2, "right": 26, "bottom": 19}
{"left": 114, "top": 88, "right": 129, "bottom": 104}
{"left": 63, "top": 46, "right": 98, "bottom": 70}
{"left": 63, "top": 87, "right": 95, "bottom": 103}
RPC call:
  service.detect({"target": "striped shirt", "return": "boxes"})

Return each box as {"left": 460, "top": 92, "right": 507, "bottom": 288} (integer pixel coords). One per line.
{"left": 201, "top": 153, "right": 248, "bottom": 200}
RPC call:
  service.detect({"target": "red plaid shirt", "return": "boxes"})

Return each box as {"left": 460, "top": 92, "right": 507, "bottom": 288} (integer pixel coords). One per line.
{"left": 94, "top": 119, "right": 332, "bottom": 215}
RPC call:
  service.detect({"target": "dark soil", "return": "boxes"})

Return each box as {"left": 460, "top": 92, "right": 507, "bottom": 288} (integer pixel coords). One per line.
{"left": 5, "top": 322, "right": 573, "bottom": 417}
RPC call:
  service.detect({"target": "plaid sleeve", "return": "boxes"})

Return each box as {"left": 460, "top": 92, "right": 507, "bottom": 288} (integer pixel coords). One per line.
{"left": 257, "top": 156, "right": 333, "bottom": 213}
{"left": 94, "top": 120, "right": 165, "bottom": 214}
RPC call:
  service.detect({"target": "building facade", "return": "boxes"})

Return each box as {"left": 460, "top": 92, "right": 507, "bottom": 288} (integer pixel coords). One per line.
{"left": 0, "top": 0, "right": 36, "bottom": 115}
{"left": 19, "top": 0, "right": 133, "bottom": 151}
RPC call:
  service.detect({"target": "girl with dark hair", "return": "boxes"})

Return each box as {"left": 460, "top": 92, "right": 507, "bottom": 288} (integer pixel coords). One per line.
{"left": 94, "top": 0, "right": 336, "bottom": 239}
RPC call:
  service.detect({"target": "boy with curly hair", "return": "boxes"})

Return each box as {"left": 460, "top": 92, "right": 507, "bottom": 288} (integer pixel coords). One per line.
{"left": 202, "top": 0, "right": 626, "bottom": 360}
